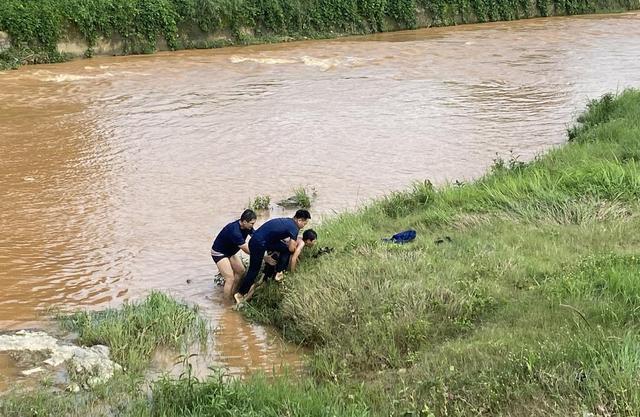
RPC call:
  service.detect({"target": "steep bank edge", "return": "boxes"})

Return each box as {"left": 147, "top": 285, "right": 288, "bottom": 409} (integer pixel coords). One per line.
{"left": 1, "top": 0, "right": 639, "bottom": 70}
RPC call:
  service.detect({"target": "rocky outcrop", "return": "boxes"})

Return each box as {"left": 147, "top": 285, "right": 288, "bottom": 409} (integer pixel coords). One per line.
{"left": 0, "top": 330, "right": 121, "bottom": 388}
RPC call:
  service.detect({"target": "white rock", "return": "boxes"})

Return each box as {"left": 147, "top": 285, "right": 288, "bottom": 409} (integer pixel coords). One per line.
{"left": 0, "top": 330, "right": 122, "bottom": 386}
{"left": 66, "top": 383, "right": 81, "bottom": 393}
{"left": 21, "top": 367, "right": 44, "bottom": 376}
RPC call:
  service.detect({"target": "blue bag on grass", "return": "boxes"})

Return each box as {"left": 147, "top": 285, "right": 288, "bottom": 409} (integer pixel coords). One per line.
{"left": 383, "top": 229, "right": 417, "bottom": 244}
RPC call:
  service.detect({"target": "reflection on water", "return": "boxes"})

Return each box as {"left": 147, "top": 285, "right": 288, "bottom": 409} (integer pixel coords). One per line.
{"left": 1, "top": 12, "right": 640, "bottom": 373}
{"left": 149, "top": 306, "right": 305, "bottom": 380}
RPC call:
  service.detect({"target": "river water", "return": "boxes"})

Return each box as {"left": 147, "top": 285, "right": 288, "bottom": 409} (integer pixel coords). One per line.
{"left": 1, "top": 12, "right": 640, "bottom": 374}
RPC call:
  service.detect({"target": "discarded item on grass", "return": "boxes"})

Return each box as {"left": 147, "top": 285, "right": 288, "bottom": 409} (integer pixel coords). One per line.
{"left": 382, "top": 230, "right": 417, "bottom": 244}
{"left": 313, "top": 246, "right": 334, "bottom": 258}
{"left": 434, "top": 236, "right": 452, "bottom": 245}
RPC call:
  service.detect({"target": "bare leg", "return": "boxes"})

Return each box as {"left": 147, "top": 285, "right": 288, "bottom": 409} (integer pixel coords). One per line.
{"left": 216, "top": 258, "right": 237, "bottom": 299}
{"left": 244, "top": 283, "right": 258, "bottom": 302}
{"left": 229, "top": 254, "right": 246, "bottom": 295}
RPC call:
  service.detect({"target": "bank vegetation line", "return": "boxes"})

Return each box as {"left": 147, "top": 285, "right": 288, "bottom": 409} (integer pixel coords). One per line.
{"left": 1, "top": 0, "right": 639, "bottom": 69}
{"left": 247, "top": 88, "right": 640, "bottom": 416}
{"left": 1, "top": 90, "right": 639, "bottom": 416}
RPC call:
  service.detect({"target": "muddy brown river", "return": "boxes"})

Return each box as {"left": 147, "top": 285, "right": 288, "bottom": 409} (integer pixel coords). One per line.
{"left": 1, "top": 12, "right": 640, "bottom": 375}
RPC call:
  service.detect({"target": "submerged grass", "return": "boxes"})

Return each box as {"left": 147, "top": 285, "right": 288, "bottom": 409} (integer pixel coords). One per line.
{"left": 245, "top": 89, "right": 640, "bottom": 416}
{"left": 293, "top": 186, "right": 314, "bottom": 209}
{"left": 250, "top": 194, "right": 272, "bottom": 210}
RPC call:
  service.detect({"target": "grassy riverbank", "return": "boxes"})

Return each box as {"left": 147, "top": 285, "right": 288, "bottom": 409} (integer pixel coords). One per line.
{"left": 1, "top": 0, "right": 639, "bottom": 70}
{"left": 0, "top": 292, "right": 368, "bottom": 416}
{"left": 2, "top": 90, "right": 639, "bottom": 416}
{"left": 247, "top": 89, "right": 640, "bottom": 416}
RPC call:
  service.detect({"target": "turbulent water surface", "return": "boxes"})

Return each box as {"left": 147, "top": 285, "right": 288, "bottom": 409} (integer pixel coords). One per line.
{"left": 1, "top": 12, "right": 640, "bottom": 374}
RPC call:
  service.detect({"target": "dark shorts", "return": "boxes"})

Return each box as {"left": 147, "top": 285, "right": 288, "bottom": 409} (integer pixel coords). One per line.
{"left": 211, "top": 248, "right": 238, "bottom": 264}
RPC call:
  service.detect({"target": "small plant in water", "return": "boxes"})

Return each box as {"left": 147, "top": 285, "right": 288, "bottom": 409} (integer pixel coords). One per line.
{"left": 277, "top": 187, "right": 316, "bottom": 209}
{"left": 491, "top": 150, "right": 526, "bottom": 173}
{"left": 293, "top": 187, "right": 313, "bottom": 209}
{"left": 176, "top": 353, "right": 199, "bottom": 388}
{"left": 250, "top": 195, "right": 271, "bottom": 210}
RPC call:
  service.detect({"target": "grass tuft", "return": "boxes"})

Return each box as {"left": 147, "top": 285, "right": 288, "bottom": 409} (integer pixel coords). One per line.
{"left": 58, "top": 291, "right": 207, "bottom": 373}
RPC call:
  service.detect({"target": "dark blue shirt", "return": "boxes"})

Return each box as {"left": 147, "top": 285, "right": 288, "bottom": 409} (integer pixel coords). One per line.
{"left": 252, "top": 218, "right": 298, "bottom": 247}
{"left": 212, "top": 220, "right": 254, "bottom": 256}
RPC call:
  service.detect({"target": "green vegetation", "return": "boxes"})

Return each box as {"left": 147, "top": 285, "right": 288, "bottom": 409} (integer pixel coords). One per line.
{"left": 278, "top": 186, "right": 316, "bottom": 208}
{"left": 58, "top": 291, "right": 208, "bottom": 373}
{"left": 2, "top": 91, "right": 640, "bottom": 416}
{"left": 0, "top": 292, "right": 368, "bottom": 417}
{"left": 147, "top": 372, "right": 368, "bottom": 417}
{"left": 246, "top": 89, "right": 640, "bottom": 416}
{"left": 0, "top": 371, "right": 369, "bottom": 417}
{"left": 1, "top": 0, "right": 639, "bottom": 69}
{"left": 250, "top": 194, "right": 272, "bottom": 210}
{"left": 0, "top": 46, "right": 69, "bottom": 70}
{"left": 293, "top": 186, "right": 316, "bottom": 208}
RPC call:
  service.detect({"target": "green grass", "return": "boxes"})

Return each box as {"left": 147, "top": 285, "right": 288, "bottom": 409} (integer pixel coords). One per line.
{"left": 0, "top": 371, "right": 370, "bottom": 417}
{"left": 2, "top": 0, "right": 640, "bottom": 69}
{"left": 292, "top": 186, "right": 314, "bottom": 209}
{"left": 277, "top": 186, "right": 316, "bottom": 208}
{"left": 148, "top": 371, "right": 369, "bottom": 417}
{"left": 2, "top": 90, "right": 640, "bottom": 416}
{"left": 245, "top": 89, "right": 640, "bottom": 416}
{"left": 58, "top": 291, "right": 208, "bottom": 373}
{"left": 1, "top": 292, "right": 368, "bottom": 417}
{"left": 250, "top": 194, "right": 272, "bottom": 210}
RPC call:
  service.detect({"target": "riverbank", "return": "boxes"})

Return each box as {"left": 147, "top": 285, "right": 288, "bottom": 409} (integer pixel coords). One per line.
{"left": 246, "top": 89, "right": 640, "bottom": 416}
{"left": 0, "top": 292, "right": 366, "bottom": 416}
{"left": 1, "top": 90, "right": 638, "bottom": 416}
{"left": 1, "top": 0, "right": 639, "bottom": 70}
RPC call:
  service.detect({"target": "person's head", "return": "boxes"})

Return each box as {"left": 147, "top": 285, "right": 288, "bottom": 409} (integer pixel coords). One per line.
{"left": 239, "top": 209, "right": 257, "bottom": 230}
{"left": 293, "top": 209, "right": 311, "bottom": 229}
{"left": 302, "top": 229, "right": 317, "bottom": 247}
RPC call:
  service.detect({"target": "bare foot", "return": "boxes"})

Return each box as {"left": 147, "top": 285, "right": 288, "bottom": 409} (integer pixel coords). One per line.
{"left": 275, "top": 272, "right": 284, "bottom": 282}
{"left": 234, "top": 293, "right": 245, "bottom": 305}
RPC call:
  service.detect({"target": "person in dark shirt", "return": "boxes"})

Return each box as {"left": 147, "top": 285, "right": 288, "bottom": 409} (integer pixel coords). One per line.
{"left": 234, "top": 209, "right": 311, "bottom": 305}
{"left": 211, "top": 209, "right": 257, "bottom": 299}
{"left": 263, "top": 229, "right": 318, "bottom": 282}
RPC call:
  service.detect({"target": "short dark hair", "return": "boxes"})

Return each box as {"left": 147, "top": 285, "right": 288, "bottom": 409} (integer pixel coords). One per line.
{"left": 294, "top": 209, "right": 311, "bottom": 220}
{"left": 302, "top": 229, "right": 317, "bottom": 241}
{"left": 240, "top": 209, "right": 257, "bottom": 222}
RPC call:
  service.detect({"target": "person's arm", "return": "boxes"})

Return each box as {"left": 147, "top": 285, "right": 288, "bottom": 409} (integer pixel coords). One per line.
{"left": 239, "top": 242, "right": 250, "bottom": 254}
{"left": 290, "top": 239, "right": 305, "bottom": 272}
{"left": 235, "top": 227, "right": 252, "bottom": 254}
{"left": 287, "top": 238, "right": 297, "bottom": 253}
{"left": 287, "top": 223, "right": 299, "bottom": 253}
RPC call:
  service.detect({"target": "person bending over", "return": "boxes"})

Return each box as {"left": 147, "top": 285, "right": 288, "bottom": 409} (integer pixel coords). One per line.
{"left": 211, "top": 209, "right": 256, "bottom": 299}
{"left": 234, "top": 209, "right": 311, "bottom": 304}
{"left": 264, "top": 229, "right": 318, "bottom": 282}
